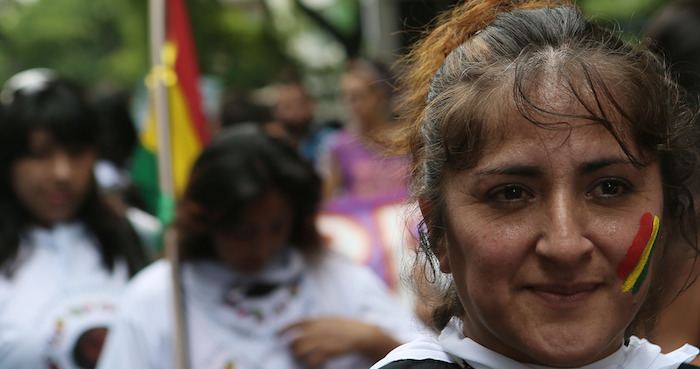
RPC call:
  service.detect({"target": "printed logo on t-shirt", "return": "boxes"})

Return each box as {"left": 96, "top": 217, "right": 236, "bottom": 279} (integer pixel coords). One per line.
{"left": 42, "top": 297, "right": 117, "bottom": 369}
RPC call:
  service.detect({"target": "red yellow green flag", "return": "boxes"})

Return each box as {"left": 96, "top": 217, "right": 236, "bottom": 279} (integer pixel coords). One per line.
{"left": 131, "top": 0, "right": 209, "bottom": 225}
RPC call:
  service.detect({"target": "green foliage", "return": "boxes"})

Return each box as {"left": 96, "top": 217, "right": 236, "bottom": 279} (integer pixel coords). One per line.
{"left": 0, "top": 0, "right": 671, "bottom": 92}
{"left": 580, "top": 0, "right": 665, "bottom": 19}
{"left": 307, "top": 0, "right": 360, "bottom": 36}
{"left": 579, "top": 0, "right": 668, "bottom": 36}
{"left": 0, "top": 0, "right": 291, "bottom": 91}
{"left": 0, "top": 0, "right": 149, "bottom": 89}
{"left": 190, "top": 1, "right": 292, "bottom": 89}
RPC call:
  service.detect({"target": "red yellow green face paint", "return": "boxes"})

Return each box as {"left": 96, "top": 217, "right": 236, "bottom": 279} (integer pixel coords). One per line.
{"left": 617, "top": 212, "right": 660, "bottom": 294}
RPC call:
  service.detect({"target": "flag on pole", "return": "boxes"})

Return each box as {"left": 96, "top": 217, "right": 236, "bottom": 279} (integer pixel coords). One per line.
{"left": 131, "top": 0, "right": 210, "bottom": 225}
{"left": 143, "top": 1, "right": 199, "bottom": 367}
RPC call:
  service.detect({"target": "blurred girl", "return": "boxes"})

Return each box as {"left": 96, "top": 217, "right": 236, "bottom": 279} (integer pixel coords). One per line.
{"left": 97, "top": 125, "right": 425, "bottom": 369}
{"left": 0, "top": 68, "right": 150, "bottom": 368}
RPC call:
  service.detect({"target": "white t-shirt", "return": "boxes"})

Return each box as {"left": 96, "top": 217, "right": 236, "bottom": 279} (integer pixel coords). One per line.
{"left": 97, "top": 250, "right": 429, "bottom": 369}
{"left": 0, "top": 222, "right": 131, "bottom": 369}
{"left": 371, "top": 317, "right": 699, "bottom": 369}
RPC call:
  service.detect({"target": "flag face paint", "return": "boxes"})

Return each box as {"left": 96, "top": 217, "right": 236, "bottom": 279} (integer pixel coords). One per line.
{"left": 617, "top": 212, "right": 660, "bottom": 294}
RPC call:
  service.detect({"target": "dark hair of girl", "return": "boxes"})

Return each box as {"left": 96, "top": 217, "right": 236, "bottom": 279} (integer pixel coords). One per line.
{"left": 177, "top": 124, "right": 323, "bottom": 260}
{"left": 0, "top": 74, "right": 150, "bottom": 277}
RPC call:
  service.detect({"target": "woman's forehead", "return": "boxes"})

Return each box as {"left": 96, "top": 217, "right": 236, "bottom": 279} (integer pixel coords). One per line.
{"left": 479, "top": 119, "right": 626, "bottom": 163}
{"left": 486, "top": 71, "right": 634, "bottom": 135}
{"left": 449, "top": 99, "right": 642, "bottom": 169}
{"left": 486, "top": 109, "right": 637, "bottom": 154}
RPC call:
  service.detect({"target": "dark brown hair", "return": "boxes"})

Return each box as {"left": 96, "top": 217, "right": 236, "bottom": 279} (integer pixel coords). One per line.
{"left": 176, "top": 124, "right": 323, "bottom": 261}
{"left": 0, "top": 74, "right": 149, "bottom": 277}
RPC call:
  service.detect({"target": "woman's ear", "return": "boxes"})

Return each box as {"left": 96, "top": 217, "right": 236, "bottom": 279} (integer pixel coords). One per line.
{"left": 419, "top": 197, "right": 452, "bottom": 274}
{"left": 435, "top": 244, "right": 452, "bottom": 274}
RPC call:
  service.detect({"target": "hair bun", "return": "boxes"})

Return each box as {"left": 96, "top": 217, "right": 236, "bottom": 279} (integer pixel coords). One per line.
{"left": 394, "top": 0, "right": 570, "bottom": 152}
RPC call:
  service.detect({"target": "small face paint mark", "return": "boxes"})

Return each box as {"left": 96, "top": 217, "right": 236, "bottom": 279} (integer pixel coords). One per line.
{"left": 617, "top": 212, "right": 660, "bottom": 294}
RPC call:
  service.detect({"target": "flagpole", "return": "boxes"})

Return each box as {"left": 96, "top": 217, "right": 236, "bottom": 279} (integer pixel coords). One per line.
{"left": 149, "top": 0, "right": 189, "bottom": 368}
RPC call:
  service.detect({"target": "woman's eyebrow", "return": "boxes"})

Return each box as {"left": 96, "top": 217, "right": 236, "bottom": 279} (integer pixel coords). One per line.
{"left": 578, "top": 157, "right": 632, "bottom": 175}
{"left": 472, "top": 165, "right": 541, "bottom": 178}
{"left": 471, "top": 157, "right": 632, "bottom": 178}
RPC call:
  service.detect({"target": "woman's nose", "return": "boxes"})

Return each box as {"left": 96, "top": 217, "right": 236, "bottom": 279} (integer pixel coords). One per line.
{"left": 50, "top": 151, "right": 72, "bottom": 181}
{"left": 535, "top": 195, "right": 594, "bottom": 266}
{"left": 252, "top": 232, "right": 279, "bottom": 258}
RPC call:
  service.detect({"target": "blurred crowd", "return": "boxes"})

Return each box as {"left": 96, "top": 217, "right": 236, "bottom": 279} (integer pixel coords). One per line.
{"left": 2, "top": 0, "right": 700, "bottom": 368}
{"left": 0, "top": 55, "right": 426, "bottom": 369}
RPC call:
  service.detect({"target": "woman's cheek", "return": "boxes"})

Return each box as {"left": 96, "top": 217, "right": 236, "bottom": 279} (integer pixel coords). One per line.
{"left": 465, "top": 221, "right": 532, "bottom": 270}
{"left": 615, "top": 213, "right": 660, "bottom": 295}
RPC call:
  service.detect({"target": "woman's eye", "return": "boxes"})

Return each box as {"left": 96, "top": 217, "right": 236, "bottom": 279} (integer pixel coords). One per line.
{"left": 66, "top": 145, "right": 90, "bottom": 157}
{"left": 228, "top": 226, "right": 257, "bottom": 240}
{"left": 588, "top": 179, "right": 628, "bottom": 199}
{"left": 486, "top": 184, "right": 532, "bottom": 204}
{"left": 503, "top": 186, "right": 524, "bottom": 200}
{"left": 26, "top": 146, "right": 52, "bottom": 159}
{"left": 269, "top": 216, "right": 292, "bottom": 232}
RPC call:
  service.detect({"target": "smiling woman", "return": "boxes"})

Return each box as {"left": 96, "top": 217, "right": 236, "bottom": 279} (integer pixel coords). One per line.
{"left": 0, "top": 69, "right": 150, "bottom": 368}
{"left": 369, "top": 0, "right": 700, "bottom": 368}
{"left": 11, "top": 128, "right": 97, "bottom": 226}
{"left": 438, "top": 117, "right": 666, "bottom": 366}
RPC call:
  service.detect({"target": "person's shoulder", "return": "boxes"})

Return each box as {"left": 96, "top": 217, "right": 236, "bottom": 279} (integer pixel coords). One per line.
{"left": 306, "top": 250, "right": 389, "bottom": 299}
{"left": 130, "top": 258, "right": 170, "bottom": 280}
{"left": 374, "top": 359, "right": 461, "bottom": 369}
{"left": 370, "top": 337, "right": 455, "bottom": 369}
{"left": 316, "top": 249, "right": 359, "bottom": 266}
{"left": 627, "top": 336, "right": 700, "bottom": 369}
{"left": 121, "top": 259, "right": 171, "bottom": 300}
{"left": 328, "top": 128, "right": 354, "bottom": 148}
{"left": 313, "top": 250, "right": 376, "bottom": 278}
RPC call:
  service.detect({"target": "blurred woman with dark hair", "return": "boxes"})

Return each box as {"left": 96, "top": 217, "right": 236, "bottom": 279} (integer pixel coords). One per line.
{"left": 0, "top": 69, "right": 150, "bottom": 368}
{"left": 97, "top": 125, "right": 425, "bottom": 369}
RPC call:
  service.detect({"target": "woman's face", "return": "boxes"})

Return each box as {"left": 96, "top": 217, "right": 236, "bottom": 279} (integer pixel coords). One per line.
{"left": 341, "top": 72, "right": 385, "bottom": 127}
{"left": 438, "top": 114, "right": 664, "bottom": 366}
{"left": 12, "top": 129, "right": 97, "bottom": 226}
{"left": 212, "top": 190, "right": 294, "bottom": 273}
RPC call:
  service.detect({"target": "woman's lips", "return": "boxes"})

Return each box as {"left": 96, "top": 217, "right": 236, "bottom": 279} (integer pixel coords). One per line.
{"left": 527, "top": 283, "right": 600, "bottom": 306}
{"left": 47, "top": 191, "right": 72, "bottom": 204}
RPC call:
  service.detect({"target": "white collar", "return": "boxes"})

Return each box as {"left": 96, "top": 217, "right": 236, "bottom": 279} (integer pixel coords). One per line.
{"left": 184, "top": 248, "right": 305, "bottom": 303}
{"left": 438, "top": 317, "right": 699, "bottom": 369}
{"left": 181, "top": 248, "right": 312, "bottom": 338}
{"left": 23, "top": 221, "right": 87, "bottom": 250}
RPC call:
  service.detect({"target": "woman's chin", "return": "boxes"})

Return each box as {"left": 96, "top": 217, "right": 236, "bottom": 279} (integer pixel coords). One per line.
{"left": 518, "top": 338, "right": 622, "bottom": 368}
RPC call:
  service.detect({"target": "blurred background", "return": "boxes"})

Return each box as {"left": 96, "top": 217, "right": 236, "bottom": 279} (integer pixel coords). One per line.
{"left": 0, "top": 0, "right": 668, "bottom": 122}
